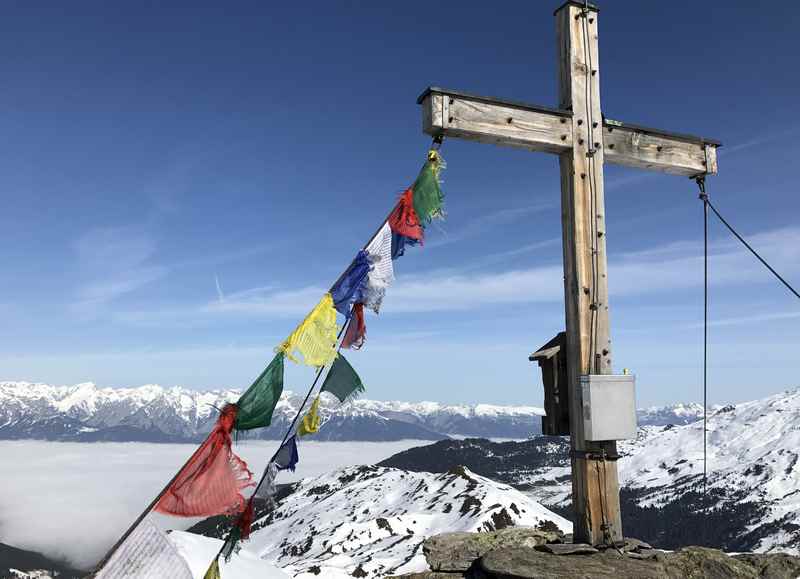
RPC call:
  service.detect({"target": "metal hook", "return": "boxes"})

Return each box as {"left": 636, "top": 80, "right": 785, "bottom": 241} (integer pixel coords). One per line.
{"left": 695, "top": 176, "right": 708, "bottom": 202}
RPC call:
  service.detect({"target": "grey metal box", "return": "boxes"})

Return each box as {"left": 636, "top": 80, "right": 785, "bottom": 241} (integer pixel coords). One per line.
{"left": 581, "top": 374, "right": 637, "bottom": 441}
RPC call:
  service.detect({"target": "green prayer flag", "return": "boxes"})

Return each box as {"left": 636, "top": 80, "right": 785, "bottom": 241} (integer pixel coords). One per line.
{"left": 320, "top": 354, "right": 365, "bottom": 403}
{"left": 411, "top": 153, "right": 445, "bottom": 226}
{"left": 235, "top": 353, "right": 284, "bottom": 431}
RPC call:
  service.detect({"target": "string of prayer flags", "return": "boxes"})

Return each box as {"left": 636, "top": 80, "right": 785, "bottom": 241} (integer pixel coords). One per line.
{"left": 320, "top": 354, "right": 365, "bottom": 403}
{"left": 412, "top": 150, "right": 446, "bottom": 225}
{"left": 235, "top": 353, "right": 284, "bottom": 432}
{"left": 95, "top": 516, "right": 193, "bottom": 579}
{"left": 341, "top": 302, "right": 366, "bottom": 349}
{"left": 274, "top": 435, "right": 300, "bottom": 471}
{"left": 277, "top": 293, "right": 339, "bottom": 367}
{"left": 203, "top": 558, "right": 221, "bottom": 579}
{"left": 297, "top": 395, "right": 321, "bottom": 436}
{"left": 331, "top": 250, "right": 371, "bottom": 316}
{"left": 362, "top": 222, "right": 395, "bottom": 313}
{"left": 155, "top": 404, "right": 253, "bottom": 518}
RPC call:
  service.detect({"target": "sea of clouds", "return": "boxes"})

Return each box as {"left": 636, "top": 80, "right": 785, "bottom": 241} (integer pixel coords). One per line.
{"left": 0, "top": 439, "right": 432, "bottom": 570}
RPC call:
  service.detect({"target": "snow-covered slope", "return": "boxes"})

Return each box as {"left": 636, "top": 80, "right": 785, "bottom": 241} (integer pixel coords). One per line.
{"left": 233, "top": 465, "right": 570, "bottom": 578}
{"left": 619, "top": 389, "right": 800, "bottom": 553}
{"left": 169, "top": 532, "right": 289, "bottom": 579}
{"left": 0, "top": 381, "right": 543, "bottom": 442}
{"left": 372, "top": 388, "right": 800, "bottom": 554}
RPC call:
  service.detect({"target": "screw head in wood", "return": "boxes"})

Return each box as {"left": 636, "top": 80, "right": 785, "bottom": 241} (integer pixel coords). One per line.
{"left": 561, "top": 134, "right": 567, "bottom": 141}
{"left": 448, "top": 116, "right": 453, "bottom": 122}
{"left": 577, "top": 119, "right": 584, "bottom": 125}
{"left": 560, "top": 118, "right": 567, "bottom": 124}
{"left": 594, "top": 142, "right": 600, "bottom": 148}
{"left": 591, "top": 70, "right": 597, "bottom": 76}
{"left": 657, "top": 145, "right": 663, "bottom": 152}
{"left": 449, "top": 98, "right": 454, "bottom": 105}
{"left": 507, "top": 117, "right": 513, "bottom": 124}
{"left": 581, "top": 173, "right": 586, "bottom": 179}
{"left": 579, "top": 138, "right": 584, "bottom": 145}
{"left": 609, "top": 143, "right": 615, "bottom": 149}
{"left": 592, "top": 121, "right": 598, "bottom": 128}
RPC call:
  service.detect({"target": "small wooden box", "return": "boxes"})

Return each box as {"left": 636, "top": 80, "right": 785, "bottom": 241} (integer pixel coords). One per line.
{"left": 530, "top": 332, "right": 570, "bottom": 436}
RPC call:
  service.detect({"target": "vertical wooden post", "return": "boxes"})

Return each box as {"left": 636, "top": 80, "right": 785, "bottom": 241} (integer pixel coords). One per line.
{"left": 555, "top": 1, "right": 622, "bottom": 545}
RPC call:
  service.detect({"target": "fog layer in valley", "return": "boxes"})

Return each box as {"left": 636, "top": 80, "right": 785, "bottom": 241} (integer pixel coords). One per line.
{"left": 0, "top": 439, "right": 431, "bottom": 569}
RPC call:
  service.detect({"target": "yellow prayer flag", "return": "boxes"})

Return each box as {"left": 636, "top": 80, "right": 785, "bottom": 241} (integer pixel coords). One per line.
{"left": 298, "top": 395, "right": 321, "bottom": 437}
{"left": 203, "top": 558, "right": 221, "bottom": 579}
{"left": 277, "top": 293, "right": 339, "bottom": 367}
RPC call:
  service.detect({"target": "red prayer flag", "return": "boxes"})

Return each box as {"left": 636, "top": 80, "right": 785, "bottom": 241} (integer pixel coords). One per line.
{"left": 388, "top": 189, "right": 424, "bottom": 242}
{"left": 342, "top": 303, "right": 366, "bottom": 349}
{"left": 155, "top": 404, "right": 253, "bottom": 518}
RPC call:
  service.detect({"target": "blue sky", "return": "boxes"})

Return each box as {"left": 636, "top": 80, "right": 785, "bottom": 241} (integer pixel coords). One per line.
{"left": 1, "top": 1, "right": 798, "bottom": 407}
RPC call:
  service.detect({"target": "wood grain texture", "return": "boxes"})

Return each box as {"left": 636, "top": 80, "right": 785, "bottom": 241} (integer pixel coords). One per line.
{"left": 557, "top": 2, "right": 622, "bottom": 545}
{"left": 604, "top": 123, "right": 716, "bottom": 176}
{"left": 421, "top": 90, "right": 718, "bottom": 176}
{"left": 421, "top": 93, "right": 572, "bottom": 154}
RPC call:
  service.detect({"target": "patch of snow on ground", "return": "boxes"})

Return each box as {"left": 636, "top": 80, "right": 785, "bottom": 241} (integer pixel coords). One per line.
{"left": 169, "top": 531, "right": 289, "bottom": 579}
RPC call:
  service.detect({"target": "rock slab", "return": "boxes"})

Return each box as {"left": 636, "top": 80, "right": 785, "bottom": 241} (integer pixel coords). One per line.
{"left": 423, "top": 528, "right": 562, "bottom": 572}
{"left": 479, "top": 546, "right": 800, "bottom": 579}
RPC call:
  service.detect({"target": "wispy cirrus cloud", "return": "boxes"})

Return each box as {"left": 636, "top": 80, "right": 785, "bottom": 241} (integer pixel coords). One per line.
{"left": 720, "top": 125, "right": 800, "bottom": 155}
{"left": 113, "top": 225, "right": 800, "bottom": 323}
{"left": 71, "top": 225, "right": 168, "bottom": 317}
{"left": 70, "top": 225, "right": 285, "bottom": 319}
{"left": 426, "top": 202, "right": 556, "bottom": 248}
{"left": 683, "top": 310, "right": 800, "bottom": 330}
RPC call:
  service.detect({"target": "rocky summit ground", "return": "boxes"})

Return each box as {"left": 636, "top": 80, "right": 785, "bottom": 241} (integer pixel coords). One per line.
{"left": 388, "top": 528, "right": 800, "bottom": 579}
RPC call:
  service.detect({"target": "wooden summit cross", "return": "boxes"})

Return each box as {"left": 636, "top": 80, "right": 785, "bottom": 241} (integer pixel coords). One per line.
{"left": 417, "top": 1, "right": 719, "bottom": 545}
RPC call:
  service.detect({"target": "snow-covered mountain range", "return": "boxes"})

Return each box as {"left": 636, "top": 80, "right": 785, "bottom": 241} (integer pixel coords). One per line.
{"left": 187, "top": 465, "right": 570, "bottom": 578}
{"left": 0, "top": 381, "right": 702, "bottom": 443}
{"left": 0, "top": 381, "right": 543, "bottom": 442}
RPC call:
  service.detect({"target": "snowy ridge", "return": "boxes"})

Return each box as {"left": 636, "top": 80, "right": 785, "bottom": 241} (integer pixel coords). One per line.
{"left": 635, "top": 402, "right": 709, "bottom": 427}
{"left": 238, "top": 465, "right": 570, "bottom": 578}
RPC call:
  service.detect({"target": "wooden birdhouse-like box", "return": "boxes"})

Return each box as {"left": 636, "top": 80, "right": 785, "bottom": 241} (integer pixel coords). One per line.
{"left": 530, "top": 332, "right": 570, "bottom": 436}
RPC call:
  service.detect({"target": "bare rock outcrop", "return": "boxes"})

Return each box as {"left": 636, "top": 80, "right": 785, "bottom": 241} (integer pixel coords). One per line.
{"left": 388, "top": 529, "right": 800, "bottom": 579}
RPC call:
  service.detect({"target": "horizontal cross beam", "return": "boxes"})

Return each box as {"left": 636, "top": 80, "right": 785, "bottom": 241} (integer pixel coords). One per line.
{"left": 418, "top": 87, "right": 720, "bottom": 177}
